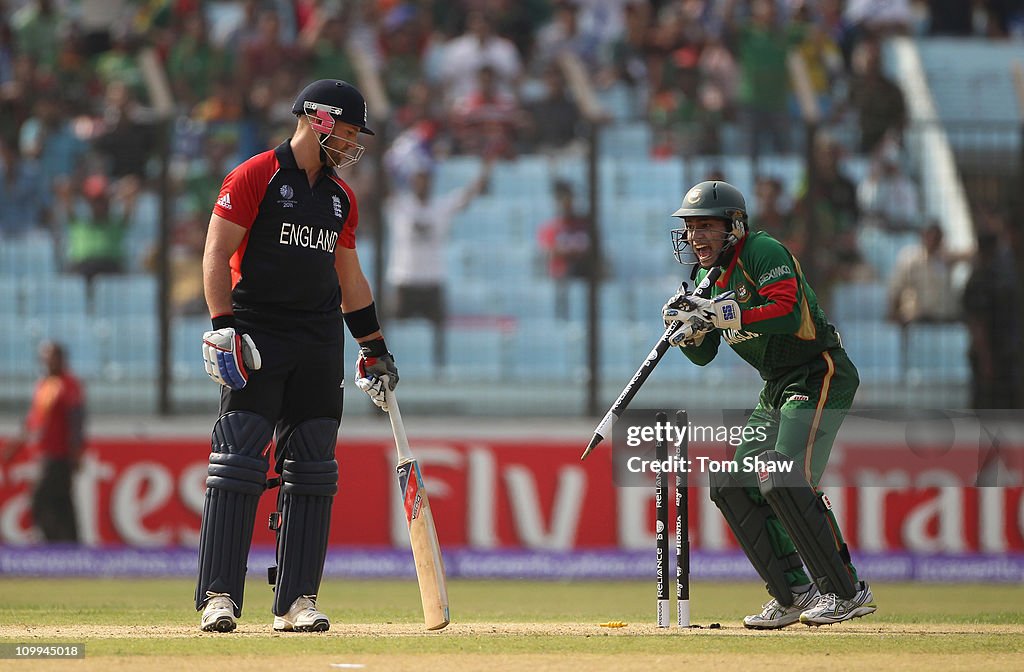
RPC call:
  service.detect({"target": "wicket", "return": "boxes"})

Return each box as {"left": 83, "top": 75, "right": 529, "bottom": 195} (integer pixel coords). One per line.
{"left": 655, "top": 410, "right": 690, "bottom": 627}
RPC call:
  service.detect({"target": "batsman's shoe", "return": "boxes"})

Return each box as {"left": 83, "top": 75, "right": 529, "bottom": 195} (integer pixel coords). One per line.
{"left": 273, "top": 595, "right": 330, "bottom": 632}
{"left": 743, "top": 585, "right": 820, "bottom": 630}
{"left": 200, "top": 593, "right": 237, "bottom": 633}
{"left": 800, "top": 581, "right": 877, "bottom": 626}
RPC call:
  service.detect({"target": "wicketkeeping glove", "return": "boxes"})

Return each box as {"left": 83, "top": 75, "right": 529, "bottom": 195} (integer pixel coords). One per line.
{"left": 663, "top": 291, "right": 742, "bottom": 331}
{"left": 202, "top": 328, "right": 262, "bottom": 390}
{"left": 667, "top": 317, "right": 714, "bottom": 348}
{"left": 355, "top": 338, "right": 399, "bottom": 411}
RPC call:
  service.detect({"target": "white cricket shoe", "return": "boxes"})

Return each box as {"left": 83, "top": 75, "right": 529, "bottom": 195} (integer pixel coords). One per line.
{"left": 800, "top": 581, "right": 877, "bottom": 626}
{"left": 743, "top": 585, "right": 820, "bottom": 630}
{"left": 200, "top": 593, "right": 237, "bottom": 633}
{"left": 273, "top": 595, "right": 330, "bottom": 632}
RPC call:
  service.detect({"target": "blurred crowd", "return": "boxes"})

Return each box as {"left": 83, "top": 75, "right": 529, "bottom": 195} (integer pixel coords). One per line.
{"left": 0, "top": 0, "right": 1021, "bottom": 320}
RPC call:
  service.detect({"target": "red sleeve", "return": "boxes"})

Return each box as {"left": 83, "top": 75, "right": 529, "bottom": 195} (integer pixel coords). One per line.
{"left": 741, "top": 277, "right": 798, "bottom": 325}
{"left": 212, "top": 151, "right": 278, "bottom": 229}
{"left": 63, "top": 376, "right": 83, "bottom": 408}
{"left": 335, "top": 178, "right": 359, "bottom": 249}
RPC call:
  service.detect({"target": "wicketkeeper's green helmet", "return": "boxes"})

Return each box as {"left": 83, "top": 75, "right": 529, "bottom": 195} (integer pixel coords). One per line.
{"left": 671, "top": 180, "right": 748, "bottom": 223}
{"left": 670, "top": 180, "right": 749, "bottom": 267}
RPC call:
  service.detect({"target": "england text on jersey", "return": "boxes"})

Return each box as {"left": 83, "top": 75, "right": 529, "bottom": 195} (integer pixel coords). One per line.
{"left": 279, "top": 222, "right": 339, "bottom": 253}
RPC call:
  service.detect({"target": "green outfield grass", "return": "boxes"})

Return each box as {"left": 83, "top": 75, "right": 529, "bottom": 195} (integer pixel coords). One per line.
{"left": 1, "top": 578, "right": 1022, "bottom": 671}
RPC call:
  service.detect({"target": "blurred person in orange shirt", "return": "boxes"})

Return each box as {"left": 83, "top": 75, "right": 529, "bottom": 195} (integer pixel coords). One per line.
{"left": 0, "top": 341, "right": 85, "bottom": 543}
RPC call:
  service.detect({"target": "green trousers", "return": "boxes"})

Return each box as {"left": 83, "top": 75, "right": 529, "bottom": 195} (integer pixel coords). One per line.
{"left": 734, "top": 348, "right": 860, "bottom": 588}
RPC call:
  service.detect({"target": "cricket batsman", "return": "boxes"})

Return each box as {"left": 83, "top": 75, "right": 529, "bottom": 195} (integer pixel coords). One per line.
{"left": 662, "top": 180, "right": 876, "bottom": 628}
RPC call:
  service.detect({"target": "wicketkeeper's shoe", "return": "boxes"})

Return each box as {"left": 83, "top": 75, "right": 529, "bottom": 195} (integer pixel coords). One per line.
{"left": 200, "top": 593, "right": 237, "bottom": 633}
{"left": 743, "top": 585, "right": 820, "bottom": 630}
{"left": 799, "top": 581, "right": 877, "bottom": 626}
{"left": 273, "top": 595, "right": 330, "bottom": 632}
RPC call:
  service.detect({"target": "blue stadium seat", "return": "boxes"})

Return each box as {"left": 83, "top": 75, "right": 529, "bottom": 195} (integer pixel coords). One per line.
{"left": 93, "top": 316, "right": 159, "bottom": 380}
{"left": 504, "top": 280, "right": 557, "bottom": 320}
{"left": 835, "top": 320, "right": 901, "bottom": 384}
{"left": 507, "top": 318, "right": 582, "bottom": 380}
{"left": 857, "top": 228, "right": 919, "bottom": 282}
{"left": 829, "top": 282, "right": 889, "bottom": 326}
{"left": 596, "top": 83, "right": 636, "bottom": 121}
{"left": 599, "top": 320, "right": 647, "bottom": 381}
{"left": 0, "top": 279, "right": 20, "bottom": 315}
{"left": 434, "top": 156, "right": 483, "bottom": 194}
{"left": 905, "top": 323, "right": 970, "bottom": 384}
{"left": 16, "top": 314, "right": 104, "bottom": 378}
{"left": 384, "top": 319, "right": 438, "bottom": 379}
{"left": 93, "top": 275, "right": 158, "bottom": 318}
{"left": 443, "top": 326, "right": 505, "bottom": 380}
{"left": 22, "top": 276, "right": 88, "bottom": 317}
{"left": 600, "top": 123, "right": 652, "bottom": 160}
{"left": 0, "top": 322, "right": 37, "bottom": 378}
{"left": 171, "top": 316, "right": 210, "bottom": 381}
{"left": 447, "top": 283, "right": 502, "bottom": 317}
{"left": 0, "top": 235, "right": 57, "bottom": 278}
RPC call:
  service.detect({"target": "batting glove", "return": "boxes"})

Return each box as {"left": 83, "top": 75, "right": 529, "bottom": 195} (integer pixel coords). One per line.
{"left": 663, "top": 291, "right": 742, "bottom": 331}
{"left": 202, "top": 328, "right": 262, "bottom": 390}
{"left": 667, "top": 318, "right": 714, "bottom": 348}
{"left": 355, "top": 338, "right": 398, "bottom": 411}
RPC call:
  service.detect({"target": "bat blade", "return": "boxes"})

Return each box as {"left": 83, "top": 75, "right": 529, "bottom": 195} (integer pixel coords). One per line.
{"left": 397, "top": 456, "right": 450, "bottom": 630}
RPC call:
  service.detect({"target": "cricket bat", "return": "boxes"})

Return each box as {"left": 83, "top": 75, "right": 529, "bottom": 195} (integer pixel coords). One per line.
{"left": 385, "top": 388, "right": 450, "bottom": 630}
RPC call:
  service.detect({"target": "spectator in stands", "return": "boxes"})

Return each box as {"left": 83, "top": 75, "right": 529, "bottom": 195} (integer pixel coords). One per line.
{"left": 145, "top": 205, "right": 207, "bottom": 317}
{"left": 385, "top": 159, "right": 492, "bottom": 367}
{"left": 438, "top": 11, "right": 522, "bottom": 107}
{"left": 752, "top": 175, "right": 797, "bottom": 249}
{"left": 794, "top": 134, "right": 866, "bottom": 294}
{"left": 847, "top": 38, "right": 907, "bottom": 155}
{"left": 0, "top": 21, "right": 16, "bottom": 87}
{"left": 887, "top": 222, "right": 959, "bottom": 325}
{"left": 379, "top": 4, "right": 432, "bottom": 109}
{"left": 238, "top": 8, "right": 298, "bottom": 89}
{"left": 649, "top": 50, "right": 722, "bottom": 156}
{"left": 9, "top": 0, "right": 62, "bottom": 71}
{"left": 299, "top": 9, "right": 358, "bottom": 85}
{"left": 18, "top": 93, "right": 87, "bottom": 195}
{"left": 538, "top": 180, "right": 596, "bottom": 320}
{"left": 166, "top": 11, "right": 230, "bottom": 113}
{"left": 598, "top": 0, "right": 650, "bottom": 95}
{"left": 964, "top": 213, "right": 1022, "bottom": 409}
{"left": 856, "top": 135, "right": 921, "bottom": 232}
{"left": 91, "top": 81, "right": 157, "bottom": 181}
{"left": 60, "top": 172, "right": 136, "bottom": 293}
{"left": 794, "top": 12, "right": 845, "bottom": 118}
{"left": 450, "top": 64, "right": 524, "bottom": 159}
{"left": 0, "top": 136, "right": 45, "bottom": 239}
{"left": 1, "top": 341, "right": 85, "bottom": 544}
{"left": 925, "top": 0, "right": 973, "bottom": 36}
{"left": 697, "top": 32, "right": 739, "bottom": 126}
{"left": 733, "top": 0, "right": 803, "bottom": 157}
{"left": 522, "top": 65, "right": 582, "bottom": 154}
{"left": 534, "top": 1, "right": 602, "bottom": 73}
{"left": 93, "top": 25, "right": 145, "bottom": 97}
{"left": 1, "top": 54, "right": 41, "bottom": 150}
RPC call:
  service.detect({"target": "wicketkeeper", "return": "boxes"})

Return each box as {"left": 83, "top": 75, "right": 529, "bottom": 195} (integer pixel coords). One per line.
{"left": 663, "top": 180, "right": 877, "bottom": 628}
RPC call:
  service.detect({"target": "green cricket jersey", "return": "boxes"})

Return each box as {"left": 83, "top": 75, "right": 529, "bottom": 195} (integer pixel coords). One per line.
{"left": 681, "top": 231, "right": 843, "bottom": 381}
